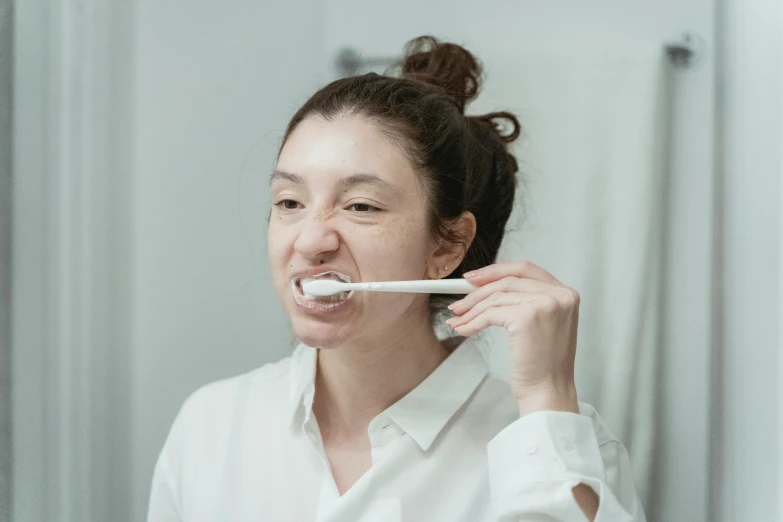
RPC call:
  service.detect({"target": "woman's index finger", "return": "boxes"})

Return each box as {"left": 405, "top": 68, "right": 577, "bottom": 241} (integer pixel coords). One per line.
{"left": 463, "top": 260, "right": 560, "bottom": 285}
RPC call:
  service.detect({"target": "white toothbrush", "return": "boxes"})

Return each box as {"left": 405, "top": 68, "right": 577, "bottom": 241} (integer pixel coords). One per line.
{"left": 301, "top": 278, "right": 477, "bottom": 297}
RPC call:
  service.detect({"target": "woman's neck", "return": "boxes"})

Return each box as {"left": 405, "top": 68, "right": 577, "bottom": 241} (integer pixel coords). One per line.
{"left": 312, "top": 317, "right": 449, "bottom": 445}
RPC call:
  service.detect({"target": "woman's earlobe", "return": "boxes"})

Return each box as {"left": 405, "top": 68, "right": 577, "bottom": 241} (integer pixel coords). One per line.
{"left": 426, "top": 260, "right": 447, "bottom": 280}
{"left": 436, "top": 265, "right": 450, "bottom": 279}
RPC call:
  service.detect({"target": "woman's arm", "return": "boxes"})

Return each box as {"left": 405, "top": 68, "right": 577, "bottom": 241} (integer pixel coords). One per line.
{"left": 517, "top": 390, "right": 600, "bottom": 519}
{"left": 572, "top": 484, "right": 600, "bottom": 520}
{"left": 447, "top": 261, "right": 646, "bottom": 521}
{"left": 486, "top": 406, "right": 645, "bottom": 521}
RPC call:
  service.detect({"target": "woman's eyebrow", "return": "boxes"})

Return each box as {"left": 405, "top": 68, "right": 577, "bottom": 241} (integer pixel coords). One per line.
{"left": 337, "top": 173, "right": 403, "bottom": 198}
{"left": 270, "top": 170, "right": 403, "bottom": 199}
{"left": 269, "top": 170, "right": 304, "bottom": 185}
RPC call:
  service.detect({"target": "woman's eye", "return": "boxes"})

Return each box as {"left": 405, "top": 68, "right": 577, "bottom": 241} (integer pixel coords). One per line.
{"left": 349, "top": 203, "right": 379, "bottom": 213}
{"left": 276, "top": 199, "right": 301, "bottom": 210}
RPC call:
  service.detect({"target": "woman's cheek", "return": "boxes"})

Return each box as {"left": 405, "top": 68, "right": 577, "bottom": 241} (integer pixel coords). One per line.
{"left": 358, "top": 222, "right": 429, "bottom": 279}
{"left": 267, "top": 221, "right": 296, "bottom": 291}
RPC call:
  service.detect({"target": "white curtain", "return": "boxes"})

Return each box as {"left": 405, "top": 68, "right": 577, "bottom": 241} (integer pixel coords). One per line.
{"left": 473, "top": 45, "right": 671, "bottom": 507}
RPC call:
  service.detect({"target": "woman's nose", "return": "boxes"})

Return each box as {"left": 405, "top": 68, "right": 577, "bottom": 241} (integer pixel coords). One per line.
{"left": 293, "top": 211, "right": 340, "bottom": 260}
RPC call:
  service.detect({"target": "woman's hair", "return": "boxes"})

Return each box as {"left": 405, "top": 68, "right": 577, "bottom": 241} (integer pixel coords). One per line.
{"left": 279, "top": 36, "right": 522, "bottom": 316}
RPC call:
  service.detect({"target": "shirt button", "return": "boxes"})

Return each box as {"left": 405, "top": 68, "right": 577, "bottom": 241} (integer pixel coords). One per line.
{"left": 559, "top": 437, "right": 574, "bottom": 451}
{"left": 371, "top": 417, "right": 389, "bottom": 431}
{"left": 526, "top": 441, "right": 539, "bottom": 455}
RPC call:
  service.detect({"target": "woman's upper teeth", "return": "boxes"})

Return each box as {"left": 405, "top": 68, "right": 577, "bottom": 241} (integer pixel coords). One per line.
{"left": 299, "top": 272, "right": 351, "bottom": 285}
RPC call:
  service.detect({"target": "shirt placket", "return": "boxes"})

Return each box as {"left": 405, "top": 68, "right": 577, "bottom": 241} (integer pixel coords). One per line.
{"left": 298, "top": 387, "right": 339, "bottom": 519}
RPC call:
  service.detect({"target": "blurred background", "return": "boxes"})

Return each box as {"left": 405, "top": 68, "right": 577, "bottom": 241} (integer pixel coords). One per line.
{"left": 2, "top": 0, "right": 782, "bottom": 521}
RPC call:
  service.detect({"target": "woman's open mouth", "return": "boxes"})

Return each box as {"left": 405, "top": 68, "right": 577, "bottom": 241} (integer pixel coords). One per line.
{"left": 291, "top": 271, "right": 354, "bottom": 312}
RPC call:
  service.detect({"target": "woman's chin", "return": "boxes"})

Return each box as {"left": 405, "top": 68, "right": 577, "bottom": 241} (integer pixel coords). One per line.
{"left": 284, "top": 292, "right": 362, "bottom": 349}
{"left": 291, "top": 318, "right": 353, "bottom": 350}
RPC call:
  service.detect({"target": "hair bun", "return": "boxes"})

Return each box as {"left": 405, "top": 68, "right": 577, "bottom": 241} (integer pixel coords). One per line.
{"left": 469, "top": 111, "right": 522, "bottom": 144}
{"left": 396, "top": 36, "right": 481, "bottom": 113}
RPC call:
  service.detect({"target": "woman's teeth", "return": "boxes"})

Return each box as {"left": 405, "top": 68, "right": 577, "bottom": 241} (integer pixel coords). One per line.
{"left": 293, "top": 272, "right": 353, "bottom": 308}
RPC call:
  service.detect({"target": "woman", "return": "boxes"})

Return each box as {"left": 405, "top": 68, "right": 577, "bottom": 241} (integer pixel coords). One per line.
{"left": 148, "top": 37, "right": 646, "bottom": 521}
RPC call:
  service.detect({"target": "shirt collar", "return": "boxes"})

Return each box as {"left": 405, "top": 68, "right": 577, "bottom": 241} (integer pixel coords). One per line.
{"left": 287, "top": 337, "right": 489, "bottom": 452}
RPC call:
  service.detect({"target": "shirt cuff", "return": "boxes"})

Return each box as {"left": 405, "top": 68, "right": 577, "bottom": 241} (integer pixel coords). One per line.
{"left": 487, "top": 410, "right": 606, "bottom": 499}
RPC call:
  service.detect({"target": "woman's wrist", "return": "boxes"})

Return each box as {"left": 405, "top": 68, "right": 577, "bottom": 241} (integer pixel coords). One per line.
{"left": 515, "top": 382, "right": 579, "bottom": 417}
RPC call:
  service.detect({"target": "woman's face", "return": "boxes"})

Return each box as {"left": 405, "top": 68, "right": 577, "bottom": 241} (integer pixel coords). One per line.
{"left": 268, "top": 115, "right": 438, "bottom": 349}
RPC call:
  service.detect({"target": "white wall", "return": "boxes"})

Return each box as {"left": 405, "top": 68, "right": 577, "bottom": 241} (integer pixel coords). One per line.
{"left": 323, "top": 3, "right": 715, "bottom": 521}
{"left": 716, "top": 0, "right": 782, "bottom": 519}
{"left": 129, "top": 1, "right": 326, "bottom": 519}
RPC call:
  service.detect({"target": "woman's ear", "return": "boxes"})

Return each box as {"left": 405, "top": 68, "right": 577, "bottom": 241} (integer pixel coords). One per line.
{"left": 427, "top": 211, "right": 477, "bottom": 279}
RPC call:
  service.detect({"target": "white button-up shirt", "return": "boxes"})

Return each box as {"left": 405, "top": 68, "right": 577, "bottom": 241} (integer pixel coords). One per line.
{"left": 147, "top": 339, "right": 646, "bottom": 521}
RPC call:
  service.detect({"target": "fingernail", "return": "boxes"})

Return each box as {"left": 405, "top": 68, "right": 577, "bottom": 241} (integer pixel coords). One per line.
{"left": 463, "top": 270, "right": 479, "bottom": 279}
{"left": 448, "top": 300, "right": 462, "bottom": 311}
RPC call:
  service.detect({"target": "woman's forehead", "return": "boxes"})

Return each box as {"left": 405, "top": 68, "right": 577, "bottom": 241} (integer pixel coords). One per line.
{"left": 277, "top": 115, "right": 417, "bottom": 189}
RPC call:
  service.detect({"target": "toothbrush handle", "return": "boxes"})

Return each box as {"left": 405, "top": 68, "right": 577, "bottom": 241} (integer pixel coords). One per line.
{"left": 356, "top": 279, "right": 477, "bottom": 294}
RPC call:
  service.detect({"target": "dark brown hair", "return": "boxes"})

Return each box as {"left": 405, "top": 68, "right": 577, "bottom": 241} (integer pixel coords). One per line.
{"left": 279, "top": 36, "right": 522, "bottom": 315}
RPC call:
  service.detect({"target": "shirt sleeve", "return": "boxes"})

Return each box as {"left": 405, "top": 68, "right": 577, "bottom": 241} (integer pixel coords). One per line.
{"left": 486, "top": 404, "right": 647, "bottom": 521}
{"left": 147, "top": 451, "right": 183, "bottom": 522}
{"left": 146, "top": 394, "right": 196, "bottom": 522}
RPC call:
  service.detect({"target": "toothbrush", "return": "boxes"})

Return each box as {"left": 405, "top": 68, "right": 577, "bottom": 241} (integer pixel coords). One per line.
{"left": 301, "top": 278, "right": 477, "bottom": 297}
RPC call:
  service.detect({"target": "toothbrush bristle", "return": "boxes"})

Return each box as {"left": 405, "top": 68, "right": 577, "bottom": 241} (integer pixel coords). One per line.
{"left": 302, "top": 279, "right": 341, "bottom": 296}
